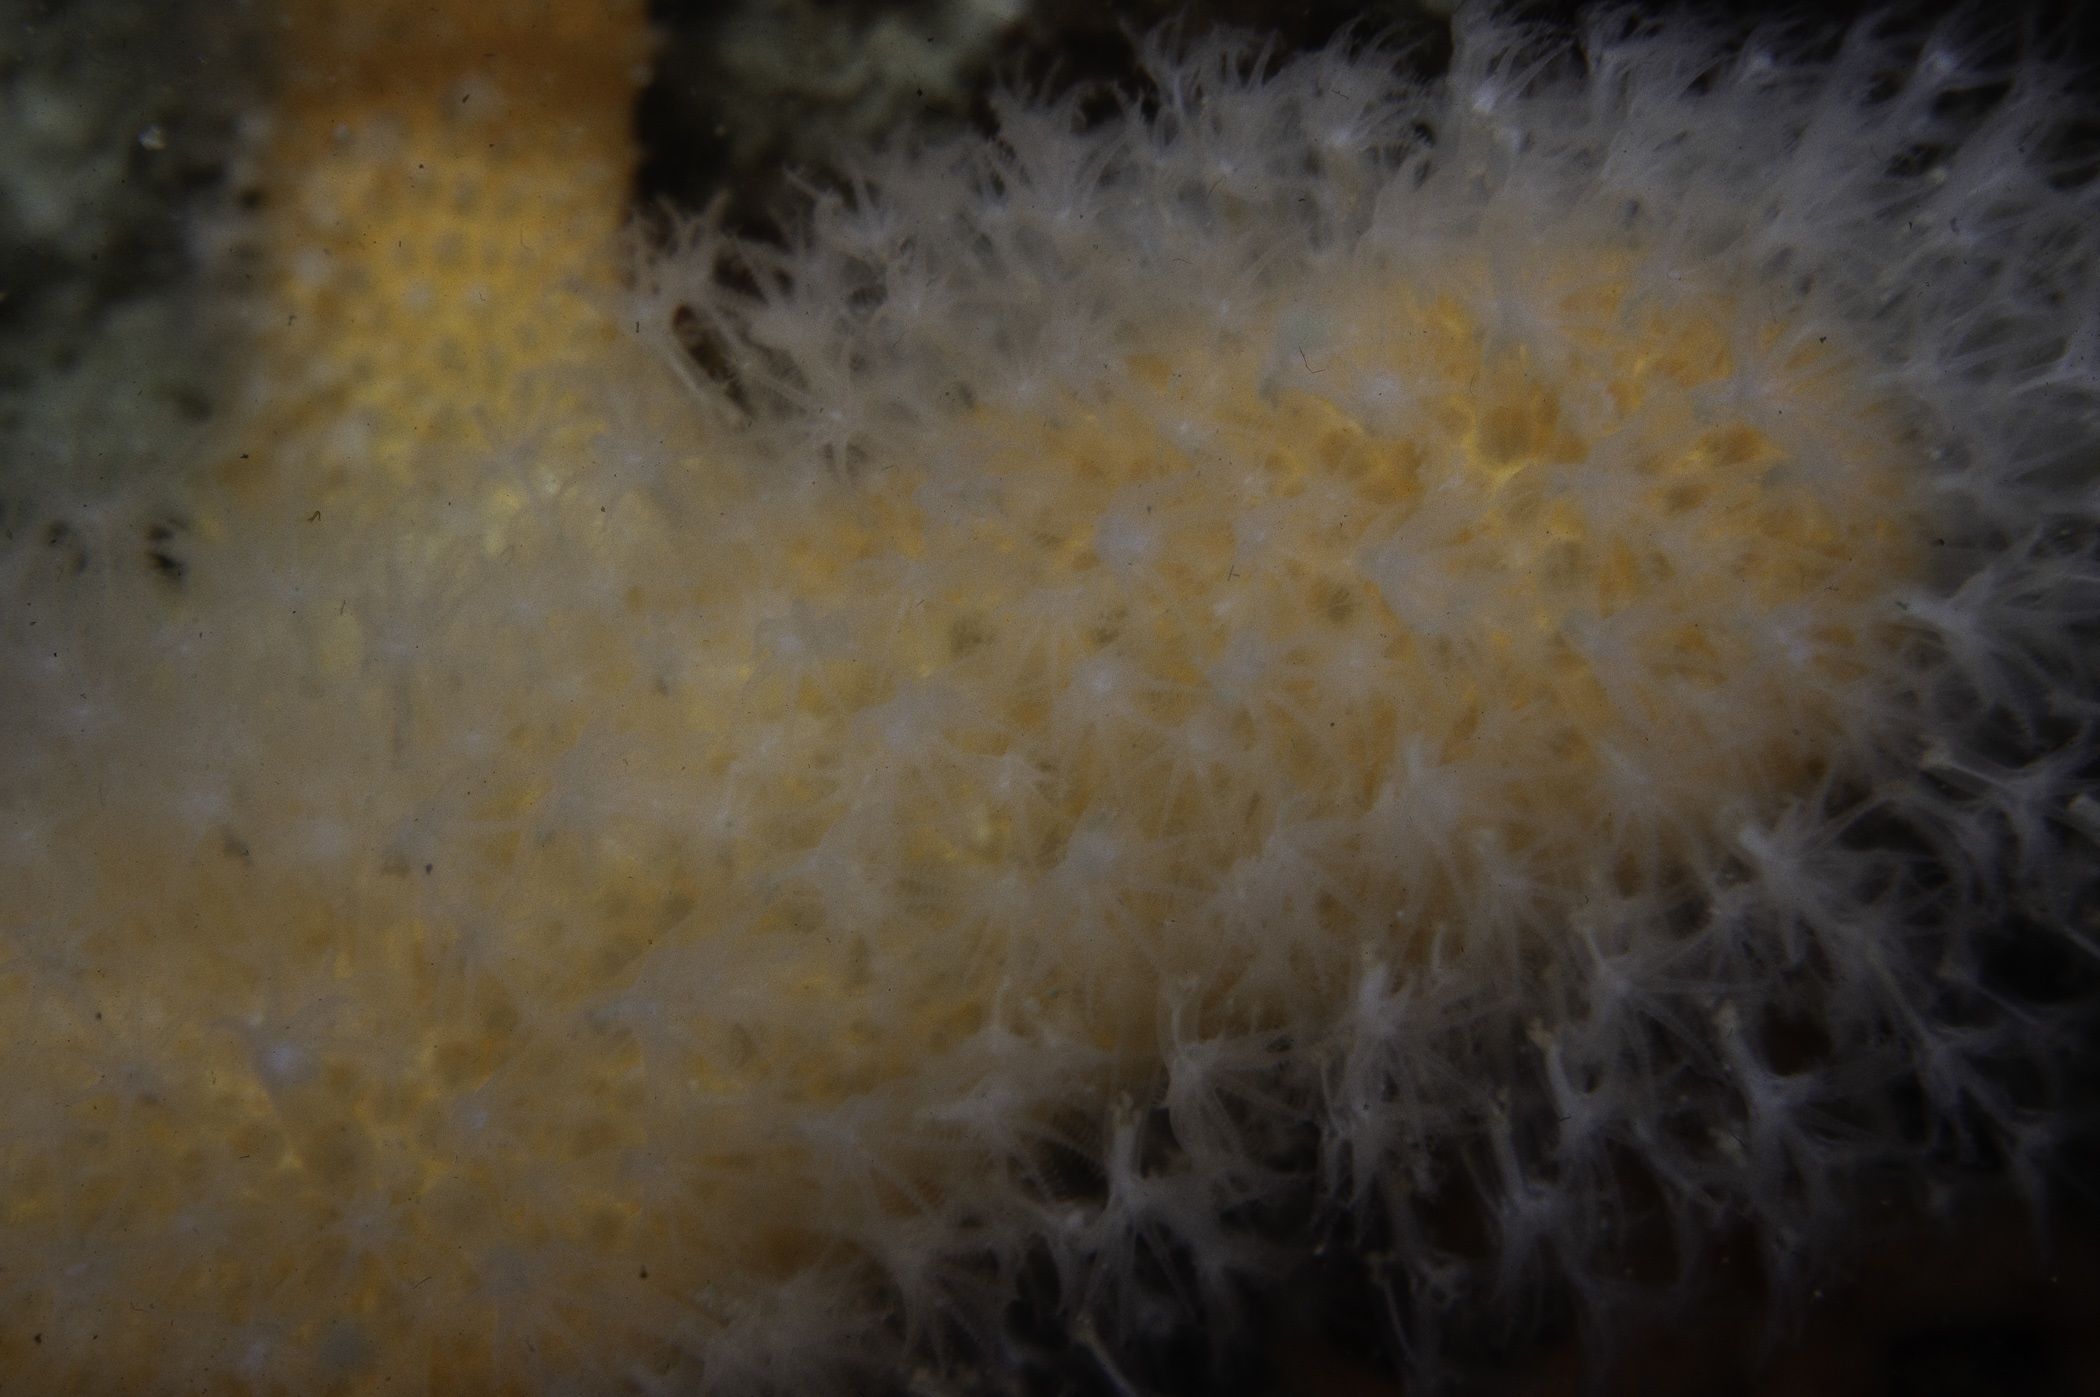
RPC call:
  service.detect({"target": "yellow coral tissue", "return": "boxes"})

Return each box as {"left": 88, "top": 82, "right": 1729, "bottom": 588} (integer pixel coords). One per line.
{"left": 3, "top": 2, "right": 2098, "bottom": 1393}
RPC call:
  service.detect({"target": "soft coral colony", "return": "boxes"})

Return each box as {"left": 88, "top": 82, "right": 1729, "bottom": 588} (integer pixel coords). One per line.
{"left": 3, "top": 0, "right": 2097, "bottom": 1392}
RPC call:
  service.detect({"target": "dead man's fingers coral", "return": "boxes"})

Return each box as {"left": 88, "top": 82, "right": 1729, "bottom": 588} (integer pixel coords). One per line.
{"left": 2, "top": 3, "right": 2097, "bottom": 1394}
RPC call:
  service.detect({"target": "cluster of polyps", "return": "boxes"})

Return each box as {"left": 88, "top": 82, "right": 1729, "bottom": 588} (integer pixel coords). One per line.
{"left": 2, "top": 5, "right": 2095, "bottom": 1393}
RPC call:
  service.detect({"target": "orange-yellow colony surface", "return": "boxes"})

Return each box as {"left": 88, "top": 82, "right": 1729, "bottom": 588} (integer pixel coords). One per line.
{"left": 0, "top": 4, "right": 1947, "bottom": 1394}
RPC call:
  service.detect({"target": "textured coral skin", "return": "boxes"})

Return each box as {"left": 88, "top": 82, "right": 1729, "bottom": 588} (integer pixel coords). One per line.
{"left": 2, "top": 4, "right": 2097, "bottom": 1394}
{"left": 239, "top": 0, "right": 647, "bottom": 491}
